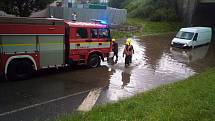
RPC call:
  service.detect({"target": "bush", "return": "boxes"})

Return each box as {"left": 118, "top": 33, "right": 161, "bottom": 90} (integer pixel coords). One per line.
{"left": 150, "top": 8, "right": 178, "bottom": 21}
{"left": 110, "top": 0, "right": 179, "bottom": 22}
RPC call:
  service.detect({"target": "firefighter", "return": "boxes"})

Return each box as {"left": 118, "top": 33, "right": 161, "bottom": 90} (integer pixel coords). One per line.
{"left": 126, "top": 38, "right": 134, "bottom": 63}
{"left": 123, "top": 41, "right": 133, "bottom": 67}
{"left": 112, "top": 38, "right": 118, "bottom": 62}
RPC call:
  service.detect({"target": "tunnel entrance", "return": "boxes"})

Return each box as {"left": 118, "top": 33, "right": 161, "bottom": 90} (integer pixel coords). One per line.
{"left": 192, "top": 3, "right": 215, "bottom": 29}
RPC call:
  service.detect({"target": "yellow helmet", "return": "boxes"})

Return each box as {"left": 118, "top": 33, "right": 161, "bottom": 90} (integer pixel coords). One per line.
{"left": 112, "top": 38, "right": 116, "bottom": 42}
{"left": 126, "top": 38, "right": 132, "bottom": 44}
{"left": 125, "top": 41, "right": 130, "bottom": 45}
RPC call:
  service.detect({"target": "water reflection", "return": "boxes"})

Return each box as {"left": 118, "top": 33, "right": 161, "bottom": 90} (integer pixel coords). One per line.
{"left": 170, "top": 45, "right": 209, "bottom": 63}
{"left": 121, "top": 71, "right": 131, "bottom": 89}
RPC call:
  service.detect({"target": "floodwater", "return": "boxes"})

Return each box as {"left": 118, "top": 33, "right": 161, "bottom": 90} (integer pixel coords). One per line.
{"left": 1, "top": 34, "right": 215, "bottom": 121}
{"left": 99, "top": 34, "right": 214, "bottom": 103}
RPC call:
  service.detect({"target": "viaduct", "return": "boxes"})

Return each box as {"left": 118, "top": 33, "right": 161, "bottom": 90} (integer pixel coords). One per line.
{"left": 178, "top": 0, "right": 215, "bottom": 27}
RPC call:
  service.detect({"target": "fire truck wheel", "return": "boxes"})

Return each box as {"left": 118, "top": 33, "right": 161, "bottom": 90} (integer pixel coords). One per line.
{"left": 88, "top": 54, "right": 101, "bottom": 68}
{"left": 7, "top": 60, "right": 33, "bottom": 81}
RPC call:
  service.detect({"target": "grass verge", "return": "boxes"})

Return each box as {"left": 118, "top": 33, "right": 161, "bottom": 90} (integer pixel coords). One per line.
{"left": 111, "top": 18, "right": 182, "bottom": 38}
{"left": 56, "top": 68, "right": 215, "bottom": 121}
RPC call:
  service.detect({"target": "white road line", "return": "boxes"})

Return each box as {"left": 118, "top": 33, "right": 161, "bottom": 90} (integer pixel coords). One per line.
{"left": 77, "top": 88, "right": 103, "bottom": 112}
{"left": 0, "top": 90, "right": 91, "bottom": 117}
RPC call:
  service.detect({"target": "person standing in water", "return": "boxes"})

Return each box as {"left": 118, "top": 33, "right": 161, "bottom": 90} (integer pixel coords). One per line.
{"left": 123, "top": 40, "right": 134, "bottom": 67}
{"left": 126, "top": 38, "right": 134, "bottom": 64}
{"left": 112, "top": 38, "right": 118, "bottom": 62}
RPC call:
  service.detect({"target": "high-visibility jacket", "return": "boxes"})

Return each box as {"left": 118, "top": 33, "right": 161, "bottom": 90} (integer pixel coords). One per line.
{"left": 123, "top": 45, "right": 134, "bottom": 56}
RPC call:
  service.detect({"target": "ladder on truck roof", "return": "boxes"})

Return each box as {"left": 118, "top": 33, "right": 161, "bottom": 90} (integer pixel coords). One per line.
{"left": 0, "top": 17, "right": 65, "bottom": 25}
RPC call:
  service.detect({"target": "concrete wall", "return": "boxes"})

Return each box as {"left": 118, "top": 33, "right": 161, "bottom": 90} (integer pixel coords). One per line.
{"left": 49, "top": 6, "right": 127, "bottom": 25}
{"left": 177, "top": 0, "right": 215, "bottom": 27}
{"left": 200, "top": 0, "right": 215, "bottom": 3}
{"left": 176, "top": 0, "right": 198, "bottom": 26}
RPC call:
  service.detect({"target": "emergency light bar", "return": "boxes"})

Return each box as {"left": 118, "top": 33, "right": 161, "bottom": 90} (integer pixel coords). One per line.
{"left": 91, "top": 19, "right": 108, "bottom": 25}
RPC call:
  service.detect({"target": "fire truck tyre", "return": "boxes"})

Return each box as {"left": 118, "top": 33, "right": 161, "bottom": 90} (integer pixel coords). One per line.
{"left": 88, "top": 54, "right": 101, "bottom": 68}
{"left": 7, "top": 60, "right": 33, "bottom": 81}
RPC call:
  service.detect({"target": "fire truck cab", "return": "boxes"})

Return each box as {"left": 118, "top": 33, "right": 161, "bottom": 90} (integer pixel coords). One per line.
{"left": 65, "top": 21, "right": 112, "bottom": 67}
{"left": 0, "top": 17, "right": 112, "bottom": 80}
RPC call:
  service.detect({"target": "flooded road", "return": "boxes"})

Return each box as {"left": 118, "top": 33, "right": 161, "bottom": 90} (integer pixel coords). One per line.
{"left": 1, "top": 33, "right": 215, "bottom": 121}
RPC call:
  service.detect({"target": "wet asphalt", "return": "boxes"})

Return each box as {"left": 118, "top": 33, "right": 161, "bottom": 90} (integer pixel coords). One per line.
{"left": 1, "top": 33, "right": 215, "bottom": 121}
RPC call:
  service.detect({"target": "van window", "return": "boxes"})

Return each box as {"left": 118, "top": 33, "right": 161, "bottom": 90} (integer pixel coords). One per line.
{"left": 76, "top": 28, "right": 88, "bottom": 38}
{"left": 91, "top": 29, "right": 98, "bottom": 38}
{"left": 175, "top": 31, "right": 194, "bottom": 40}
{"left": 99, "top": 28, "right": 110, "bottom": 38}
{"left": 193, "top": 33, "right": 198, "bottom": 41}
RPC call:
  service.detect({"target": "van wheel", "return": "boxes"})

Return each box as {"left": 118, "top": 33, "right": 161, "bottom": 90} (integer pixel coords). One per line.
{"left": 7, "top": 60, "right": 33, "bottom": 81}
{"left": 88, "top": 54, "right": 101, "bottom": 68}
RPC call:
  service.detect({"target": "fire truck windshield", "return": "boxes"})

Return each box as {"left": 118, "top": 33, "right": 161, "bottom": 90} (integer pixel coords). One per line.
{"left": 99, "top": 28, "right": 110, "bottom": 38}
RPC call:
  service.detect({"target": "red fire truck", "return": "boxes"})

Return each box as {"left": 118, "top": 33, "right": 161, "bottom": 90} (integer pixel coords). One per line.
{"left": 0, "top": 17, "right": 112, "bottom": 80}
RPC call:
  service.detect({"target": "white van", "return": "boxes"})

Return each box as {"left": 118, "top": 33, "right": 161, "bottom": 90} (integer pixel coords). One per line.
{"left": 171, "top": 27, "right": 212, "bottom": 48}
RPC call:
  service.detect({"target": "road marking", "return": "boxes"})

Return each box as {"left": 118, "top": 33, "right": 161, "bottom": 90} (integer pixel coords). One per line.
{"left": 0, "top": 90, "right": 91, "bottom": 117}
{"left": 77, "top": 88, "right": 103, "bottom": 112}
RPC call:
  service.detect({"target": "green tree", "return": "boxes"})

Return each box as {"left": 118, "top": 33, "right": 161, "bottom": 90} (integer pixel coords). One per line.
{"left": 123, "top": 0, "right": 178, "bottom": 21}
{"left": 0, "top": 0, "right": 54, "bottom": 17}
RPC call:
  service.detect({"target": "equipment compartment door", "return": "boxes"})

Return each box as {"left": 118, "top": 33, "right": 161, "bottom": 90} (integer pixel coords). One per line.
{"left": 39, "top": 35, "right": 64, "bottom": 67}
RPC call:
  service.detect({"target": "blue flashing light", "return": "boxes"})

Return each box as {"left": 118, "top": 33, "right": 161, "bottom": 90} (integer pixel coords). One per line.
{"left": 100, "top": 20, "right": 107, "bottom": 25}
{"left": 91, "top": 19, "right": 108, "bottom": 25}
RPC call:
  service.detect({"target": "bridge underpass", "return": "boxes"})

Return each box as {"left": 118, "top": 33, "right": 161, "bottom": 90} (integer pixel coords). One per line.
{"left": 178, "top": 0, "right": 215, "bottom": 29}
{"left": 192, "top": 1, "right": 215, "bottom": 28}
